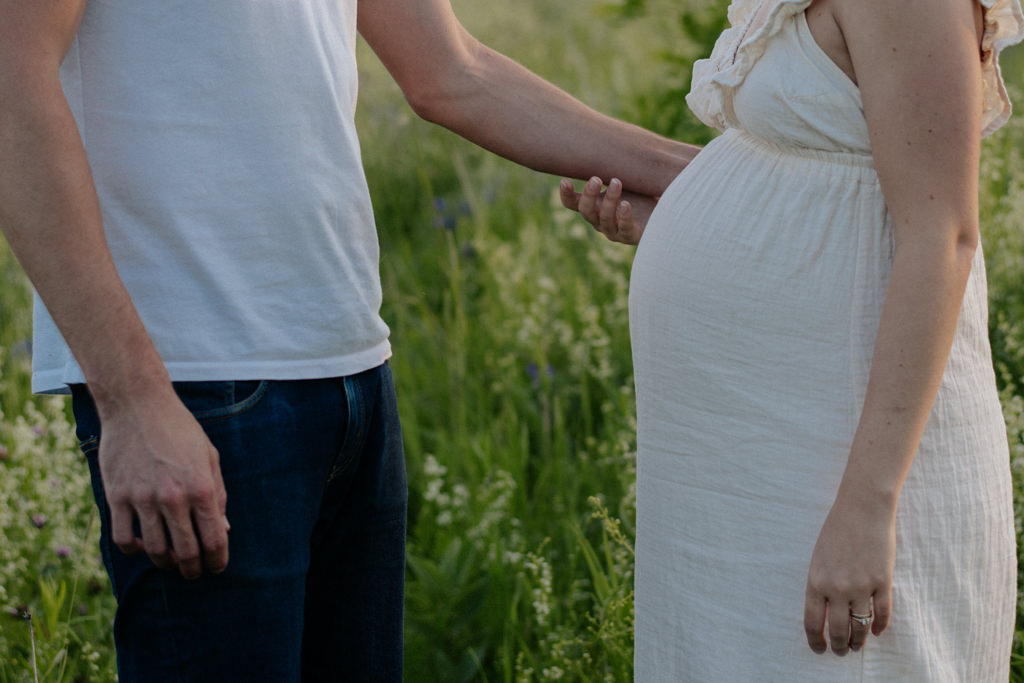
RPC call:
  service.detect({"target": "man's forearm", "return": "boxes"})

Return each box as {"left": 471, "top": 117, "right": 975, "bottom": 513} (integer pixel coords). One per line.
{"left": 357, "top": 0, "right": 697, "bottom": 199}
{"left": 410, "top": 42, "right": 697, "bottom": 197}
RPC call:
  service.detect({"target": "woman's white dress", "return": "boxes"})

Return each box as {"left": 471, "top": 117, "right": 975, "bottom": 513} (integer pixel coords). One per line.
{"left": 629, "top": 1, "right": 1024, "bottom": 680}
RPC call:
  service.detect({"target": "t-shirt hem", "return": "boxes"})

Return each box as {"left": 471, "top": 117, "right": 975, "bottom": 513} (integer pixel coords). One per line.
{"left": 31, "top": 341, "right": 393, "bottom": 395}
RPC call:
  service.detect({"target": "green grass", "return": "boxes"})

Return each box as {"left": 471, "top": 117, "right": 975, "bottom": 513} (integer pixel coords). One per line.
{"left": 1, "top": 1, "right": 1023, "bottom": 680}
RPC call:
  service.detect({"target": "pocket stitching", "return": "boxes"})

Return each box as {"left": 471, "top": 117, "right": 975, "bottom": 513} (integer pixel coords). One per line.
{"left": 79, "top": 435, "right": 100, "bottom": 457}
{"left": 190, "top": 380, "right": 270, "bottom": 423}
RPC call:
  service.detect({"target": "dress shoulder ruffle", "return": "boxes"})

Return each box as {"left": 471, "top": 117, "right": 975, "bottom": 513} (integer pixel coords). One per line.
{"left": 980, "top": 0, "right": 1024, "bottom": 136}
{"left": 686, "top": 0, "right": 1024, "bottom": 137}
{"left": 686, "top": 0, "right": 815, "bottom": 132}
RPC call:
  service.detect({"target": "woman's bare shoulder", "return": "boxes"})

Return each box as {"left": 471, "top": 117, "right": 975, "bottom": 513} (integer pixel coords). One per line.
{"left": 806, "top": 0, "right": 983, "bottom": 87}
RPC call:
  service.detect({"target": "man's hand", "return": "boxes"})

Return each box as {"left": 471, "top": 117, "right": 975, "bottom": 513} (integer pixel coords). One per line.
{"left": 97, "top": 389, "right": 229, "bottom": 579}
{"left": 559, "top": 176, "right": 657, "bottom": 245}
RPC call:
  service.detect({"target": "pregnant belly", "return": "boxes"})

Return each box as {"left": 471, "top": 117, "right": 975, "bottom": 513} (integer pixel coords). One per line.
{"left": 628, "top": 130, "right": 890, "bottom": 449}
{"left": 631, "top": 129, "right": 888, "bottom": 338}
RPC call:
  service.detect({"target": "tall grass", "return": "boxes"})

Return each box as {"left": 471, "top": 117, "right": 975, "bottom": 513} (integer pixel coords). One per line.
{"left": 0, "top": 0, "right": 1022, "bottom": 681}
{"left": 358, "top": 2, "right": 669, "bottom": 676}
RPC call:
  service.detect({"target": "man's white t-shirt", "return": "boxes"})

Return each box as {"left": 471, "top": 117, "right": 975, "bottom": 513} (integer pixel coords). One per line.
{"left": 32, "top": 0, "right": 391, "bottom": 393}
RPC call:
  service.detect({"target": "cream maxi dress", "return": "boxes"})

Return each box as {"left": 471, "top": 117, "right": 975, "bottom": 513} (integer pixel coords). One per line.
{"left": 629, "top": 0, "right": 1024, "bottom": 680}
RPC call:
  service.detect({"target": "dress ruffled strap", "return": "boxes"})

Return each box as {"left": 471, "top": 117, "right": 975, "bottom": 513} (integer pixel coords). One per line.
{"left": 687, "top": 0, "right": 1024, "bottom": 137}
{"left": 980, "top": 0, "right": 1024, "bottom": 136}
{"left": 687, "top": 0, "right": 814, "bottom": 132}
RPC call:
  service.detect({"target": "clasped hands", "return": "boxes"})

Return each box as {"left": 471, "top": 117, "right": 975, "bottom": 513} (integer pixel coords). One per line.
{"left": 558, "top": 176, "right": 657, "bottom": 245}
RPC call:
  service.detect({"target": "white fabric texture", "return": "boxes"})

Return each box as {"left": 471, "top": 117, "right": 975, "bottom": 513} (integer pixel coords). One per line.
{"left": 33, "top": 0, "right": 391, "bottom": 393}
{"left": 630, "top": 2, "right": 1022, "bottom": 680}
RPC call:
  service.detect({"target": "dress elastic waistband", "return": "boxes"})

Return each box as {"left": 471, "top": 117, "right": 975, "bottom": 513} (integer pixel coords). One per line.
{"left": 724, "top": 128, "right": 876, "bottom": 170}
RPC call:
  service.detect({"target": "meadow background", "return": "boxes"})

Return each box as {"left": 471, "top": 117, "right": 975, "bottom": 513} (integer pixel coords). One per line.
{"left": 1, "top": 0, "right": 1023, "bottom": 680}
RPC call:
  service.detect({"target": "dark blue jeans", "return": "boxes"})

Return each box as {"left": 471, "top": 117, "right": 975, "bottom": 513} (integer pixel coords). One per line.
{"left": 71, "top": 364, "right": 407, "bottom": 682}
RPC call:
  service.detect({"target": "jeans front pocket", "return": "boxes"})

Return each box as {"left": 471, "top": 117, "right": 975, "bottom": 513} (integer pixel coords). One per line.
{"left": 174, "top": 380, "right": 269, "bottom": 424}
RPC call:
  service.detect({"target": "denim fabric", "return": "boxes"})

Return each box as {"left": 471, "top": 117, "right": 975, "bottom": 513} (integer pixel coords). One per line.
{"left": 71, "top": 364, "right": 407, "bottom": 682}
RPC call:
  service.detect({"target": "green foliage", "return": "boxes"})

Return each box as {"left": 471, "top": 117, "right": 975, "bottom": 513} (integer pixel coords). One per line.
{"left": 1, "top": 234, "right": 116, "bottom": 680}
{"left": 374, "top": 149, "right": 640, "bottom": 680}
{"left": 604, "top": 0, "right": 729, "bottom": 143}
{"left": 983, "top": 82, "right": 1024, "bottom": 682}
{"left": 0, "top": 396, "right": 116, "bottom": 681}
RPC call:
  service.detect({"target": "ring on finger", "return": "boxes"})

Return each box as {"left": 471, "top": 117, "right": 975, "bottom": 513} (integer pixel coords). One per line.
{"left": 850, "top": 609, "right": 873, "bottom": 627}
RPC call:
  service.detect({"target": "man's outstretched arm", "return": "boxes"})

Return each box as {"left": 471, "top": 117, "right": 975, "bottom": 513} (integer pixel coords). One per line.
{"left": 0, "top": 0, "right": 228, "bottom": 579}
{"left": 357, "top": 0, "right": 698, "bottom": 222}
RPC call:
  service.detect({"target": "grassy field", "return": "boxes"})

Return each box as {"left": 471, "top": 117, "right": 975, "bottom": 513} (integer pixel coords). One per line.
{"left": 1, "top": 0, "right": 1023, "bottom": 680}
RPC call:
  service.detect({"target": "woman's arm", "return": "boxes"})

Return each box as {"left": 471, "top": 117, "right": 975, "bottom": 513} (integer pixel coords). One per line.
{"left": 803, "top": 0, "right": 984, "bottom": 656}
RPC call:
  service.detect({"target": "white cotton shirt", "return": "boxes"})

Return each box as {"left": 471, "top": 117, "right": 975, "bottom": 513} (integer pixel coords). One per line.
{"left": 32, "top": 0, "right": 391, "bottom": 393}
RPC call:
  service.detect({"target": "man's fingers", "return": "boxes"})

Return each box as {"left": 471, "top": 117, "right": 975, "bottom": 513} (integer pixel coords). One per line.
{"left": 116, "top": 483, "right": 229, "bottom": 579}
{"left": 202, "top": 447, "right": 230, "bottom": 573}
{"left": 161, "top": 496, "right": 203, "bottom": 579}
{"left": 210, "top": 447, "right": 227, "bottom": 517}
{"left": 136, "top": 503, "right": 176, "bottom": 570}
{"left": 195, "top": 504, "right": 230, "bottom": 575}
{"left": 109, "top": 502, "right": 145, "bottom": 555}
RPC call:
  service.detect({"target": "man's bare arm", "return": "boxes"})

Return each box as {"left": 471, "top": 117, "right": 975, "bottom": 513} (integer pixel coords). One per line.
{"left": 0, "top": 0, "right": 229, "bottom": 579}
{"left": 357, "top": 0, "right": 697, "bottom": 203}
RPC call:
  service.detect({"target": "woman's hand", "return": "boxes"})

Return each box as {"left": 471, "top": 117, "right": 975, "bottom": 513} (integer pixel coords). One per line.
{"left": 803, "top": 494, "right": 896, "bottom": 655}
{"left": 559, "top": 176, "right": 657, "bottom": 245}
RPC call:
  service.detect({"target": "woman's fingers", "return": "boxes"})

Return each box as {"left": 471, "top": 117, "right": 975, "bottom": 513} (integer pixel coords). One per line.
{"left": 558, "top": 177, "right": 642, "bottom": 244}
{"left": 805, "top": 590, "right": 880, "bottom": 655}
{"left": 848, "top": 601, "right": 873, "bottom": 652}
{"left": 871, "top": 587, "right": 891, "bottom": 636}
{"left": 804, "top": 504, "right": 896, "bottom": 656}
{"left": 827, "top": 600, "right": 855, "bottom": 655}
{"left": 615, "top": 201, "right": 642, "bottom": 244}
{"left": 803, "top": 591, "right": 829, "bottom": 654}
{"left": 578, "top": 176, "right": 603, "bottom": 226}
{"left": 558, "top": 178, "right": 580, "bottom": 211}
{"left": 600, "top": 178, "right": 623, "bottom": 229}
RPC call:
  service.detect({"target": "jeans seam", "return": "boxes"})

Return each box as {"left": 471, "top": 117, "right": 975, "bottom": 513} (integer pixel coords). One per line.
{"left": 327, "top": 376, "right": 366, "bottom": 482}
{"left": 155, "top": 577, "right": 185, "bottom": 681}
